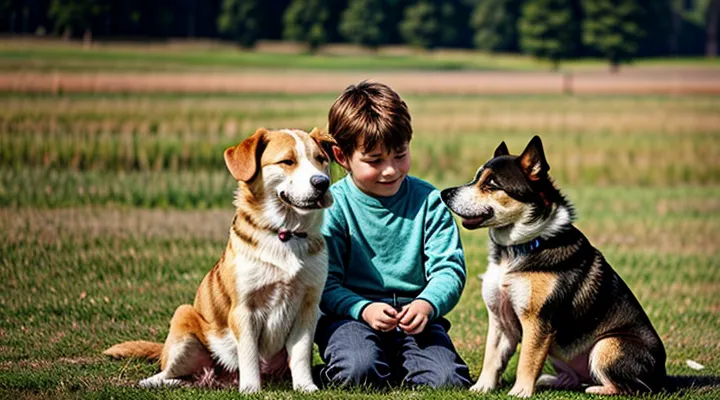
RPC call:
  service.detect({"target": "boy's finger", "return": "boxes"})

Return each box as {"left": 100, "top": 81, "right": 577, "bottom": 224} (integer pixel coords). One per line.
{"left": 400, "top": 309, "right": 416, "bottom": 325}
{"left": 399, "top": 314, "right": 420, "bottom": 330}
{"left": 407, "top": 318, "right": 428, "bottom": 335}
{"left": 395, "top": 306, "right": 409, "bottom": 320}
{"left": 373, "top": 320, "right": 390, "bottom": 330}
{"left": 383, "top": 306, "right": 398, "bottom": 318}
{"left": 378, "top": 313, "right": 398, "bottom": 325}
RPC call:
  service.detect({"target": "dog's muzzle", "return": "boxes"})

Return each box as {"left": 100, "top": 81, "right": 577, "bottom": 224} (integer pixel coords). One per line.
{"left": 460, "top": 207, "right": 494, "bottom": 230}
{"left": 279, "top": 174, "right": 332, "bottom": 210}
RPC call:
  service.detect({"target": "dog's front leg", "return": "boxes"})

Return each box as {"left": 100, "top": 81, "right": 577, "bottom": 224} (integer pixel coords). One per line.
{"left": 233, "top": 307, "right": 262, "bottom": 393}
{"left": 509, "top": 317, "right": 553, "bottom": 398}
{"left": 472, "top": 311, "right": 519, "bottom": 392}
{"left": 285, "top": 290, "right": 320, "bottom": 392}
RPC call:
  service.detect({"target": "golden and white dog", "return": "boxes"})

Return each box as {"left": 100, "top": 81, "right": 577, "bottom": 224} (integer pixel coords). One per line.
{"left": 105, "top": 127, "right": 334, "bottom": 393}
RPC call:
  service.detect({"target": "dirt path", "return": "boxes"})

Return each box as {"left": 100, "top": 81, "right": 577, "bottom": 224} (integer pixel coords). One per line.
{"left": 2, "top": 69, "right": 719, "bottom": 95}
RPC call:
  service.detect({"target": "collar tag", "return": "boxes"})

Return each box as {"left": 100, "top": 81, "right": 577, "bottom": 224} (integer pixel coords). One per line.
{"left": 278, "top": 228, "right": 308, "bottom": 242}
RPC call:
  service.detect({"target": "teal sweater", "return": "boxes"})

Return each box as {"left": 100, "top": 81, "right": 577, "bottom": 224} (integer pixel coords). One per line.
{"left": 320, "top": 175, "right": 466, "bottom": 321}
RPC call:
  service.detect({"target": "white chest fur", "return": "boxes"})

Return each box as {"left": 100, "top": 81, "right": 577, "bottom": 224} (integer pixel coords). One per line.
{"left": 207, "top": 241, "right": 327, "bottom": 373}
{"left": 482, "top": 256, "right": 531, "bottom": 340}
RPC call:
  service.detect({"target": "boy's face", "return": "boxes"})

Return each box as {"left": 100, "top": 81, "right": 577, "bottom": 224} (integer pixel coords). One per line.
{"left": 333, "top": 142, "right": 411, "bottom": 197}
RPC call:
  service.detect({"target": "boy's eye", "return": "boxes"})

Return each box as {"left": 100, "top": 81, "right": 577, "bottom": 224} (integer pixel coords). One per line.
{"left": 395, "top": 153, "right": 407, "bottom": 159}
{"left": 278, "top": 159, "right": 295, "bottom": 166}
{"left": 367, "top": 159, "right": 381, "bottom": 165}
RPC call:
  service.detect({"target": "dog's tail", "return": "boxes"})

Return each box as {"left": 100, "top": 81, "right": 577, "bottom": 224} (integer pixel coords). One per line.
{"left": 104, "top": 341, "right": 163, "bottom": 361}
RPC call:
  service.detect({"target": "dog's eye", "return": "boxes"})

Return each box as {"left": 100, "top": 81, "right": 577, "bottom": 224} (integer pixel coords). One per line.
{"left": 486, "top": 179, "right": 500, "bottom": 190}
{"left": 315, "top": 155, "right": 328, "bottom": 164}
{"left": 278, "top": 159, "right": 295, "bottom": 166}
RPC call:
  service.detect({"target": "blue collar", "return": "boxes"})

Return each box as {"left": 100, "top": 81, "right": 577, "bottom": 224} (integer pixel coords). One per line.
{"left": 496, "top": 237, "right": 542, "bottom": 256}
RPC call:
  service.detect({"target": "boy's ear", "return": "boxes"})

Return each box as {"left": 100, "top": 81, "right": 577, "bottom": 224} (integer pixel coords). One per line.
{"left": 494, "top": 141, "right": 510, "bottom": 158}
{"left": 309, "top": 127, "right": 336, "bottom": 162}
{"left": 518, "top": 135, "right": 549, "bottom": 181}
{"left": 331, "top": 146, "right": 351, "bottom": 171}
{"left": 224, "top": 128, "right": 267, "bottom": 182}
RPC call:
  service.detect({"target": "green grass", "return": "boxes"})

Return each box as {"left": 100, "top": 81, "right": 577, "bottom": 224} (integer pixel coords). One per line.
{"left": 2, "top": 39, "right": 719, "bottom": 73}
{"left": 0, "top": 42, "right": 540, "bottom": 73}
{"left": 1, "top": 91, "right": 719, "bottom": 399}
{"left": 1, "top": 94, "right": 719, "bottom": 193}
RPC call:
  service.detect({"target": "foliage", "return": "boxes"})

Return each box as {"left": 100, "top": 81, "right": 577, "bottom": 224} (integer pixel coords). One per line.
{"left": 519, "top": 0, "right": 581, "bottom": 69}
{"left": 48, "top": 0, "right": 108, "bottom": 36}
{"left": 582, "top": 0, "right": 647, "bottom": 71}
{"left": 0, "top": 0, "right": 713, "bottom": 57}
{"left": 471, "top": 0, "right": 522, "bottom": 52}
{"left": 283, "top": 0, "right": 330, "bottom": 53}
{"left": 217, "top": 0, "right": 264, "bottom": 48}
{"left": 399, "top": 0, "right": 459, "bottom": 50}
{"left": 339, "top": 0, "right": 386, "bottom": 50}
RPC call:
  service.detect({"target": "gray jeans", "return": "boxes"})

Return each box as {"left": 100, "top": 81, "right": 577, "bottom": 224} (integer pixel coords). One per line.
{"left": 314, "top": 316, "right": 472, "bottom": 389}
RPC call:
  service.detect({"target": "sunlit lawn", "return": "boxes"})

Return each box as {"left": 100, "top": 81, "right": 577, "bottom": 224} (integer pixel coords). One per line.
{"left": 1, "top": 91, "right": 718, "bottom": 399}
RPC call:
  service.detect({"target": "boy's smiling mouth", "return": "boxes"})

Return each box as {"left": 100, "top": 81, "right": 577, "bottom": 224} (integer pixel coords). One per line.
{"left": 378, "top": 177, "right": 401, "bottom": 185}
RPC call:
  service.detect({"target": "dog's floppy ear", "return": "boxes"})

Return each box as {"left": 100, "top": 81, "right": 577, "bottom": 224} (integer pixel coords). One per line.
{"left": 494, "top": 141, "right": 510, "bottom": 158}
{"left": 309, "top": 127, "right": 337, "bottom": 162}
{"left": 518, "top": 135, "right": 549, "bottom": 181}
{"left": 224, "top": 128, "right": 268, "bottom": 182}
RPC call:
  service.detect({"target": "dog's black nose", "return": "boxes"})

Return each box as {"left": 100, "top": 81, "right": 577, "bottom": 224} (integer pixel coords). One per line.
{"left": 440, "top": 188, "right": 453, "bottom": 203}
{"left": 310, "top": 174, "right": 330, "bottom": 192}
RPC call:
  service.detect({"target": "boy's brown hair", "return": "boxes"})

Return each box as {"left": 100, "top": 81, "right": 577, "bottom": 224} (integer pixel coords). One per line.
{"left": 328, "top": 81, "right": 412, "bottom": 157}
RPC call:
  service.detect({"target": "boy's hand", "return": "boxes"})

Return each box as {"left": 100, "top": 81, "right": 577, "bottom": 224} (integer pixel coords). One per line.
{"left": 361, "top": 302, "right": 400, "bottom": 332}
{"left": 362, "top": 302, "right": 399, "bottom": 332}
{"left": 398, "top": 299, "right": 433, "bottom": 335}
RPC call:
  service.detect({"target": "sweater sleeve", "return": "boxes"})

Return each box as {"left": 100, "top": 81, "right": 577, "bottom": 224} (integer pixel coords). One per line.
{"left": 416, "top": 190, "right": 467, "bottom": 320}
{"left": 319, "top": 203, "right": 372, "bottom": 320}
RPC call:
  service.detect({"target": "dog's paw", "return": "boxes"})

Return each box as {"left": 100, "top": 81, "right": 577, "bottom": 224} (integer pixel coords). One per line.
{"left": 536, "top": 372, "right": 580, "bottom": 389}
{"left": 238, "top": 382, "right": 261, "bottom": 394}
{"left": 535, "top": 374, "right": 558, "bottom": 388}
{"left": 470, "top": 382, "right": 495, "bottom": 393}
{"left": 139, "top": 373, "right": 183, "bottom": 388}
{"left": 470, "top": 376, "right": 497, "bottom": 393}
{"left": 508, "top": 383, "right": 534, "bottom": 398}
{"left": 294, "top": 382, "right": 319, "bottom": 392}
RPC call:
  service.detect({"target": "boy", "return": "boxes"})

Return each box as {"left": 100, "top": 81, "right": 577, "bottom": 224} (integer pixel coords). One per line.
{"left": 315, "top": 81, "right": 471, "bottom": 389}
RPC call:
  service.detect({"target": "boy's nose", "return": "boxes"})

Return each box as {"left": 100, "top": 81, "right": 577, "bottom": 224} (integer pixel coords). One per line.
{"left": 310, "top": 174, "right": 330, "bottom": 192}
{"left": 382, "top": 163, "right": 397, "bottom": 177}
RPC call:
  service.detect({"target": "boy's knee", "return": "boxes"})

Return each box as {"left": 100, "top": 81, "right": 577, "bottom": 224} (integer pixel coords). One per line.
{"left": 324, "top": 351, "right": 389, "bottom": 389}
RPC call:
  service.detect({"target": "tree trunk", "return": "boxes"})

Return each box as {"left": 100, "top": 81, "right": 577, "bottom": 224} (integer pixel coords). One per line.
{"left": 670, "top": 3, "right": 682, "bottom": 54}
{"left": 707, "top": 0, "right": 720, "bottom": 57}
{"left": 83, "top": 29, "right": 92, "bottom": 49}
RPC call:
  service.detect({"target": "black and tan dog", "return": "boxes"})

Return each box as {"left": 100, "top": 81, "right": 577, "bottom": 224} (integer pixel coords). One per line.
{"left": 441, "top": 136, "right": 666, "bottom": 397}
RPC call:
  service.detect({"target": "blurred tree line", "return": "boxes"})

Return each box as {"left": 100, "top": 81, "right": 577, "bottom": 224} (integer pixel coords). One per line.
{"left": 1, "top": 0, "right": 719, "bottom": 67}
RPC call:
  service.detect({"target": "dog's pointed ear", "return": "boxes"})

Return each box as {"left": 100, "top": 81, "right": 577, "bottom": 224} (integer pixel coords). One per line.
{"left": 309, "top": 127, "right": 337, "bottom": 162}
{"left": 494, "top": 141, "right": 510, "bottom": 158}
{"left": 518, "top": 135, "right": 549, "bottom": 181}
{"left": 224, "top": 128, "right": 267, "bottom": 182}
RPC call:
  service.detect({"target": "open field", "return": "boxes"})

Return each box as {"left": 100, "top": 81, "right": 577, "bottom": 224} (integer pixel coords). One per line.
{"left": 2, "top": 38, "right": 720, "bottom": 73}
{"left": 0, "top": 44, "right": 719, "bottom": 399}
{"left": 1, "top": 91, "right": 719, "bottom": 399}
{"left": 2, "top": 39, "right": 720, "bottom": 95}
